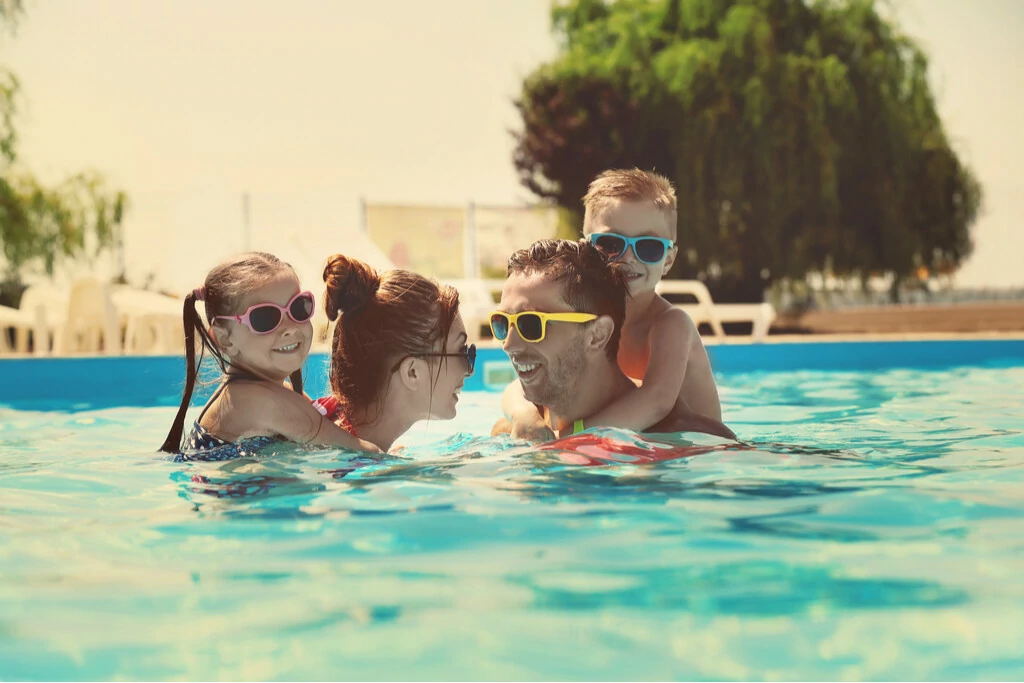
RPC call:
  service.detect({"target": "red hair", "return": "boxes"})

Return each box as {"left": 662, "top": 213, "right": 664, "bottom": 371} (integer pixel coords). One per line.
{"left": 323, "top": 254, "right": 459, "bottom": 421}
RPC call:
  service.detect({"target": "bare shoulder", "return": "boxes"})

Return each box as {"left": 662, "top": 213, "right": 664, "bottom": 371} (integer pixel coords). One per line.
{"left": 218, "top": 380, "right": 315, "bottom": 435}
{"left": 649, "top": 302, "right": 698, "bottom": 343}
{"left": 222, "top": 378, "right": 297, "bottom": 407}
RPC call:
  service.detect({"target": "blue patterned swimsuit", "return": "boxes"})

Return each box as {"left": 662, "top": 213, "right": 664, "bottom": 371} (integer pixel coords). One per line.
{"left": 174, "top": 371, "right": 277, "bottom": 462}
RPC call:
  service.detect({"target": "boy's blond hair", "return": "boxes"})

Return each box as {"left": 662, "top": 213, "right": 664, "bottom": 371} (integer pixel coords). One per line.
{"left": 582, "top": 168, "right": 678, "bottom": 240}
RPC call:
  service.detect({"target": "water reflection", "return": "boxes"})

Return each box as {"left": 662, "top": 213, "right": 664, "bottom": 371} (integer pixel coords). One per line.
{"left": 5, "top": 367, "right": 1020, "bottom": 680}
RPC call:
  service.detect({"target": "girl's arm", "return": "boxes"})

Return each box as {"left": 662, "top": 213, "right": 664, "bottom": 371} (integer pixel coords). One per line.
{"left": 582, "top": 308, "right": 694, "bottom": 431}
{"left": 240, "top": 383, "right": 381, "bottom": 452}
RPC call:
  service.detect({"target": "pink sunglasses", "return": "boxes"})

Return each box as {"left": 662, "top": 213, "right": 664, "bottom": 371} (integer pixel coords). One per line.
{"left": 212, "top": 291, "right": 316, "bottom": 335}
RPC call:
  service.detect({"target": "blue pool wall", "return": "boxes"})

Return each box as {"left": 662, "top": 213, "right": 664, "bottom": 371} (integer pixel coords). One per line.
{"left": 1, "top": 338, "right": 1023, "bottom": 411}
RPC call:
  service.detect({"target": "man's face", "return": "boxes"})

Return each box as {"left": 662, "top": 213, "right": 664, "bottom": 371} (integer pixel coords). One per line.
{"left": 497, "top": 272, "right": 588, "bottom": 410}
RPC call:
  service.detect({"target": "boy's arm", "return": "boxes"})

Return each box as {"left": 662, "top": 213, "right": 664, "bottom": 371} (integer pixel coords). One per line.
{"left": 498, "top": 380, "right": 555, "bottom": 441}
{"left": 582, "top": 309, "right": 693, "bottom": 431}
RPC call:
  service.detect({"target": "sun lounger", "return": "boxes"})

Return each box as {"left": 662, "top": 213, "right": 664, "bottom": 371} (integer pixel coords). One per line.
{"left": 655, "top": 280, "right": 776, "bottom": 342}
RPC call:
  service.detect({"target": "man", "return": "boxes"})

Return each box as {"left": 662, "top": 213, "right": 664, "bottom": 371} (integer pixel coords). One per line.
{"left": 490, "top": 239, "right": 736, "bottom": 441}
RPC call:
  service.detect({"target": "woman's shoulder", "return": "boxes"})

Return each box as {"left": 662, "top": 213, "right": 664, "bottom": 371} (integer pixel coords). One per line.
{"left": 311, "top": 395, "right": 359, "bottom": 436}
{"left": 312, "top": 394, "right": 342, "bottom": 420}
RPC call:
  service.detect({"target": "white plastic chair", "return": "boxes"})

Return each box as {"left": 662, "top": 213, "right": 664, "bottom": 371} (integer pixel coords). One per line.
{"left": 0, "top": 304, "right": 41, "bottom": 354}
{"left": 110, "top": 285, "right": 184, "bottom": 354}
{"left": 18, "top": 284, "right": 70, "bottom": 355}
{"left": 55, "top": 278, "right": 121, "bottom": 355}
{"left": 655, "top": 280, "right": 776, "bottom": 342}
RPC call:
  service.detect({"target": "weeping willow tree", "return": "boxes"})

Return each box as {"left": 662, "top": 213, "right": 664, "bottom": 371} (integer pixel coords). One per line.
{"left": 513, "top": 0, "right": 982, "bottom": 301}
{"left": 0, "top": 0, "right": 127, "bottom": 306}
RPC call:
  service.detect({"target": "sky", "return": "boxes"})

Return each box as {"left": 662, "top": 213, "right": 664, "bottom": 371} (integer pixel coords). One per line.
{"left": 2, "top": 0, "right": 1021, "bottom": 292}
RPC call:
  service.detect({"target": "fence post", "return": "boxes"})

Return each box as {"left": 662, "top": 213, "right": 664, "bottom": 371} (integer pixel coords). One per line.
{"left": 464, "top": 201, "right": 479, "bottom": 279}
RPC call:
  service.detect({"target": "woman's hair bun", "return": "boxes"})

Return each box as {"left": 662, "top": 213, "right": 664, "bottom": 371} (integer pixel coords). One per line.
{"left": 323, "top": 253, "right": 381, "bottom": 321}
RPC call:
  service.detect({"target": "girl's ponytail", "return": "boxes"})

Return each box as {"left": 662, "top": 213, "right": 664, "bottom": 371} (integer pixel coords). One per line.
{"left": 159, "top": 252, "right": 305, "bottom": 451}
{"left": 160, "top": 291, "right": 205, "bottom": 452}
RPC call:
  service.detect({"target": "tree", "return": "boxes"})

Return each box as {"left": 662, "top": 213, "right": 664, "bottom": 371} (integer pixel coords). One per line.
{"left": 0, "top": 1, "right": 128, "bottom": 306}
{"left": 512, "top": 0, "right": 981, "bottom": 302}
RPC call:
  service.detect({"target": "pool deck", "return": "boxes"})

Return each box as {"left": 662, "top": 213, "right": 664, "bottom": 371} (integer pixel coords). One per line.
{"left": 774, "top": 301, "right": 1024, "bottom": 335}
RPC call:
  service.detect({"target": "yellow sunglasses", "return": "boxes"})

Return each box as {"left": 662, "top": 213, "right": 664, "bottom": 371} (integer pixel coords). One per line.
{"left": 489, "top": 311, "right": 598, "bottom": 343}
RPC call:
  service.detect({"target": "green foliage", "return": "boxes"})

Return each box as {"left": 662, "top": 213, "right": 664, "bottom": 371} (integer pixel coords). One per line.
{"left": 513, "top": 0, "right": 982, "bottom": 301}
{"left": 0, "top": 68, "right": 17, "bottom": 163}
{"left": 0, "top": 172, "right": 127, "bottom": 278}
{"left": 0, "top": 1, "right": 129, "bottom": 288}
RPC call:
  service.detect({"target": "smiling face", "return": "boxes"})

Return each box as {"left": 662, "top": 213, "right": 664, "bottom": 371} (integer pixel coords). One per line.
{"left": 212, "top": 270, "right": 313, "bottom": 381}
{"left": 498, "top": 272, "right": 589, "bottom": 410}
{"left": 586, "top": 199, "right": 678, "bottom": 296}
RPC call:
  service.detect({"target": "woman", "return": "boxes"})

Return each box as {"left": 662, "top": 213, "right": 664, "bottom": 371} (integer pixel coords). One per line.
{"left": 315, "top": 254, "right": 476, "bottom": 451}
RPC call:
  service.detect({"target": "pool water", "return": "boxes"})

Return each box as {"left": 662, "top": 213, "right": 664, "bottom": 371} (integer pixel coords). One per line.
{"left": 1, "top": 364, "right": 1023, "bottom": 680}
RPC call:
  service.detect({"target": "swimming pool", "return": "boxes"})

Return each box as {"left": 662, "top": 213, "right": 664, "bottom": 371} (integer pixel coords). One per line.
{"left": 1, "top": 340, "right": 1023, "bottom": 680}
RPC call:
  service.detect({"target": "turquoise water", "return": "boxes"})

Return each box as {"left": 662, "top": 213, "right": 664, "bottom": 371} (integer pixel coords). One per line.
{"left": 2, "top": 365, "right": 1024, "bottom": 680}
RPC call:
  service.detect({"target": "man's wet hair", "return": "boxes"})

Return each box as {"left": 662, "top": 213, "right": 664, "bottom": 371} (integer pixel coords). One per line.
{"left": 506, "top": 239, "right": 627, "bottom": 360}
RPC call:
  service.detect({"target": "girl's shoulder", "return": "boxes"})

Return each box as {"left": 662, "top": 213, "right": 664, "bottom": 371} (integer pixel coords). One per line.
{"left": 220, "top": 376, "right": 297, "bottom": 405}
{"left": 201, "top": 378, "right": 299, "bottom": 440}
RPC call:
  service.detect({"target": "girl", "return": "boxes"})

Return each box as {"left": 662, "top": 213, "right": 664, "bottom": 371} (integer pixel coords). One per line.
{"left": 160, "top": 252, "right": 378, "bottom": 457}
{"left": 314, "top": 254, "right": 476, "bottom": 451}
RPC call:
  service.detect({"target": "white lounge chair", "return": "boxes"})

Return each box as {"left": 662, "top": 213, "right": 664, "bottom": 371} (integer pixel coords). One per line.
{"left": 655, "top": 280, "right": 776, "bottom": 342}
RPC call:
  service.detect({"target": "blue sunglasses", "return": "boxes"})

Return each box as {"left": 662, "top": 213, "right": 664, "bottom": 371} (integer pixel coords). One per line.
{"left": 588, "top": 233, "right": 675, "bottom": 264}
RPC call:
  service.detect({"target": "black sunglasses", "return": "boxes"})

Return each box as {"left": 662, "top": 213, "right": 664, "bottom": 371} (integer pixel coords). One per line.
{"left": 393, "top": 343, "right": 477, "bottom": 376}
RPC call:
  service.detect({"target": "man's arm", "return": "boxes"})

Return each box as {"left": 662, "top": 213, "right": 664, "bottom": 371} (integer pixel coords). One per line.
{"left": 498, "top": 380, "right": 554, "bottom": 441}
{"left": 490, "top": 415, "right": 512, "bottom": 436}
{"left": 579, "top": 309, "right": 693, "bottom": 431}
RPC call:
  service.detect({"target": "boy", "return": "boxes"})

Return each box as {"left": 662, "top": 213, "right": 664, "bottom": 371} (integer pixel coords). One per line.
{"left": 501, "top": 168, "right": 722, "bottom": 437}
